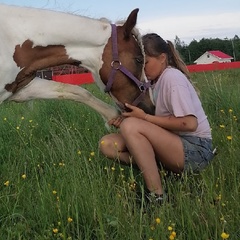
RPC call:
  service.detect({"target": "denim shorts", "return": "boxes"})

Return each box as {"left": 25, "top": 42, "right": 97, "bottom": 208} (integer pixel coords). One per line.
{"left": 180, "top": 135, "right": 215, "bottom": 173}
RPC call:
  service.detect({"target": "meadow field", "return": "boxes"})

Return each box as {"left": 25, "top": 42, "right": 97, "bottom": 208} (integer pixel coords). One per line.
{"left": 0, "top": 69, "right": 239, "bottom": 240}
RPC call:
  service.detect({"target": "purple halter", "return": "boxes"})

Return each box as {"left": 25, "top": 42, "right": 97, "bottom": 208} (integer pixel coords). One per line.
{"left": 104, "top": 24, "right": 151, "bottom": 107}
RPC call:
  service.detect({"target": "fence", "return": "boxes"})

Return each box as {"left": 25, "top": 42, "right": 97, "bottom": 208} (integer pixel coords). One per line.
{"left": 187, "top": 61, "right": 240, "bottom": 72}
{"left": 37, "top": 62, "right": 240, "bottom": 85}
{"left": 52, "top": 73, "right": 94, "bottom": 85}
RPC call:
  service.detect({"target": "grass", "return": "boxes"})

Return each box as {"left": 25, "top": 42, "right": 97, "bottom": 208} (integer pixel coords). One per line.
{"left": 0, "top": 69, "right": 239, "bottom": 240}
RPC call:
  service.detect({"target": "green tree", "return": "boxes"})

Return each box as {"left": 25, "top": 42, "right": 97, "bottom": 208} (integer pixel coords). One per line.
{"left": 175, "top": 35, "right": 240, "bottom": 63}
{"left": 174, "top": 36, "right": 190, "bottom": 64}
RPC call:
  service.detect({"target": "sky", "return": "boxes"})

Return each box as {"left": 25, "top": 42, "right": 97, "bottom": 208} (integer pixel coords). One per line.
{"left": 1, "top": 0, "right": 240, "bottom": 44}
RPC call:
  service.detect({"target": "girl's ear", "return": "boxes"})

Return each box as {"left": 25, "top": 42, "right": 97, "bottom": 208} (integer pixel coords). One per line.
{"left": 159, "top": 53, "right": 167, "bottom": 64}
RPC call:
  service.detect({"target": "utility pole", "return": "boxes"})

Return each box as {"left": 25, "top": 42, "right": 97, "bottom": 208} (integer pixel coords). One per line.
{"left": 231, "top": 39, "right": 236, "bottom": 61}
{"left": 188, "top": 48, "right": 192, "bottom": 63}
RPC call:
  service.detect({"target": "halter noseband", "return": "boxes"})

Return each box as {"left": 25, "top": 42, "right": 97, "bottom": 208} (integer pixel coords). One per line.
{"left": 104, "top": 24, "right": 151, "bottom": 107}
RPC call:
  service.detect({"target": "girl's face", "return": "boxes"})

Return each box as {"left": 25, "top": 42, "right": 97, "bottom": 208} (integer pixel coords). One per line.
{"left": 144, "top": 54, "right": 167, "bottom": 82}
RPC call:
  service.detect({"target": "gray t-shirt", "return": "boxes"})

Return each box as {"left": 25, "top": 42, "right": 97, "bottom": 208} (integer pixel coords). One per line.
{"left": 153, "top": 67, "right": 212, "bottom": 139}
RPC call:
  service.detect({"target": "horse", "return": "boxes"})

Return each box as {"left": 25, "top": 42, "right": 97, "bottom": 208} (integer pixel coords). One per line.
{"left": 0, "top": 4, "right": 154, "bottom": 123}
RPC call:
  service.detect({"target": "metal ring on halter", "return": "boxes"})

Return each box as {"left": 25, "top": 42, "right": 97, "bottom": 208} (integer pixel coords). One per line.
{"left": 138, "top": 84, "right": 145, "bottom": 92}
{"left": 111, "top": 60, "right": 122, "bottom": 70}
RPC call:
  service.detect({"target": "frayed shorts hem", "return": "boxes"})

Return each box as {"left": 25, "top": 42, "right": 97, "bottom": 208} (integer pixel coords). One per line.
{"left": 180, "top": 135, "right": 215, "bottom": 173}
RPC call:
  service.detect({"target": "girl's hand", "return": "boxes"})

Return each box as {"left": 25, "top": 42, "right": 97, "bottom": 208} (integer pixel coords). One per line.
{"left": 108, "top": 103, "right": 147, "bottom": 128}
{"left": 122, "top": 103, "right": 146, "bottom": 119}
{"left": 108, "top": 115, "right": 125, "bottom": 128}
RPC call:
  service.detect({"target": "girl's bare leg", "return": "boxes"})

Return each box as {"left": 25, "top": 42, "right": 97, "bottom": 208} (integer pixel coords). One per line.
{"left": 99, "top": 133, "right": 133, "bottom": 164}
{"left": 99, "top": 117, "right": 184, "bottom": 196}
{"left": 120, "top": 117, "right": 185, "bottom": 195}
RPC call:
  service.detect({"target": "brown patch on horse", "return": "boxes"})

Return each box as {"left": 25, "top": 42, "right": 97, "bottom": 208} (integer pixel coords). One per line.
{"left": 5, "top": 39, "right": 79, "bottom": 93}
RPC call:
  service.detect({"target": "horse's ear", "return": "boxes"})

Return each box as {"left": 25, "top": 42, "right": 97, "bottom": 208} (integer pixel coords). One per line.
{"left": 122, "top": 8, "right": 139, "bottom": 40}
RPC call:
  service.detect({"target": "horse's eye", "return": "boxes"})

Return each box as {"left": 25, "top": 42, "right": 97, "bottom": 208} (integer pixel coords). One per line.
{"left": 135, "top": 57, "right": 144, "bottom": 65}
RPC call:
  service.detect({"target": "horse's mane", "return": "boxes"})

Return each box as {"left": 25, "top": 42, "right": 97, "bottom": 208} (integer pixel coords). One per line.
{"left": 99, "top": 17, "right": 111, "bottom": 23}
{"left": 98, "top": 18, "right": 144, "bottom": 56}
{"left": 131, "top": 27, "right": 146, "bottom": 80}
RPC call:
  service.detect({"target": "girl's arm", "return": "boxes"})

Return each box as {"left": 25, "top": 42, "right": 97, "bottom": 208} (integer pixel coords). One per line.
{"left": 144, "top": 114, "right": 197, "bottom": 132}
{"left": 122, "top": 103, "right": 198, "bottom": 132}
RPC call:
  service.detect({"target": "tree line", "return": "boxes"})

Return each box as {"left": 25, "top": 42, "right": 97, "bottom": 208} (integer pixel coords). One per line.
{"left": 174, "top": 35, "right": 240, "bottom": 65}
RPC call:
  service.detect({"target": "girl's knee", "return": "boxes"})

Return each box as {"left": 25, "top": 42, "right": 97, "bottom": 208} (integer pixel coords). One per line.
{"left": 99, "top": 136, "right": 111, "bottom": 154}
{"left": 99, "top": 134, "right": 120, "bottom": 159}
{"left": 120, "top": 117, "right": 137, "bottom": 133}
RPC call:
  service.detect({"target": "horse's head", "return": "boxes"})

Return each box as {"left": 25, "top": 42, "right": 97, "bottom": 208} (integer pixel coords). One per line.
{"left": 100, "top": 9, "right": 155, "bottom": 115}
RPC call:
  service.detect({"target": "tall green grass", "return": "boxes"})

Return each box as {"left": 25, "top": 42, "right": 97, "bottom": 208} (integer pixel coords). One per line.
{"left": 0, "top": 70, "right": 239, "bottom": 240}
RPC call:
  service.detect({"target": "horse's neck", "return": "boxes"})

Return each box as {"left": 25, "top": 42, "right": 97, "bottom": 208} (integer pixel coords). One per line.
{"left": 0, "top": 4, "right": 111, "bottom": 73}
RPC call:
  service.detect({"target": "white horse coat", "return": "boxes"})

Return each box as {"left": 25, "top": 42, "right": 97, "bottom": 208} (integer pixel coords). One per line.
{"left": 0, "top": 4, "right": 123, "bottom": 121}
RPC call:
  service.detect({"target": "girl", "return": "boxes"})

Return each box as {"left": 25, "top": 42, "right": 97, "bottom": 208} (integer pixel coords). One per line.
{"left": 99, "top": 33, "right": 215, "bottom": 203}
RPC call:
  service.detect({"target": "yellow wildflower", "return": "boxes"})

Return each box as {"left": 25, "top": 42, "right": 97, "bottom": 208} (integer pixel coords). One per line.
{"left": 21, "top": 116, "right": 24, "bottom": 120}
{"left": 128, "top": 181, "right": 136, "bottom": 191}
{"left": 53, "top": 228, "right": 58, "bottom": 234}
{"left": 171, "top": 231, "right": 176, "bottom": 237}
{"left": 21, "top": 174, "right": 26, "bottom": 179}
{"left": 90, "top": 151, "right": 95, "bottom": 156}
{"left": 4, "top": 180, "right": 10, "bottom": 186}
{"left": 67, "top": 217, "right": 73, "bottom": 223}
{"left": 52, "top": 190, "right": 57, "bottom": 195}
{"left": 155, "top": 218, "right": 161, "bottom": 224}
{"left": 219, "top": 124, "right": 225, "bottom": 128}
{"left": 226, "top": 136, "right": 232, "bottom": 141}
{"left": 221, "top": 232, "right": 230, "bottom": 239}
{"left": 150, "top": 225, "right": 155, "bottom": 230}
{"left": 100, "top": 140, "right": 104, "bottom": 144}
{"left": 168, "top": 226, "right": 173, "bottom": 231}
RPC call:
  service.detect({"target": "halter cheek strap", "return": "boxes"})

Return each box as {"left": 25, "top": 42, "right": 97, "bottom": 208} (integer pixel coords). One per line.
{"left": 104, "top": 24, "right": 151, "bottom": 107}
